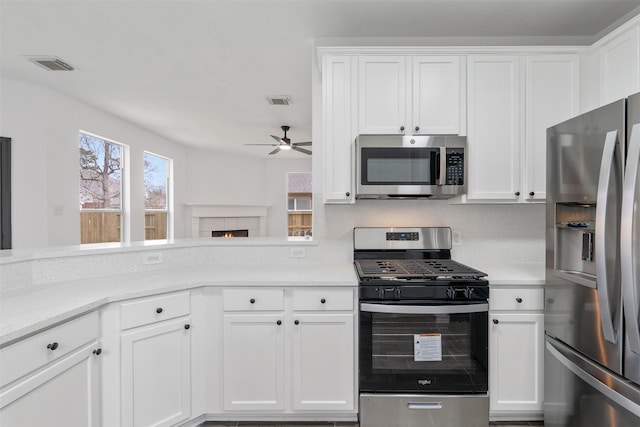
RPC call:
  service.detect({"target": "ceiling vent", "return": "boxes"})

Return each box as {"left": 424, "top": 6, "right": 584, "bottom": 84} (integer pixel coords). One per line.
{"left": 28, "top": 56, "right": 75, "bottom": 71}
{"left": 266, "top": 96, "right": 291, "bottom": 106}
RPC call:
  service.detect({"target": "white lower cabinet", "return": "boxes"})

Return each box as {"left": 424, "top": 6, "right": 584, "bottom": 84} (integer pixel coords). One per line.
{"left": 223, "top": 313, "right": 286, "bottom": 411}
{"left": 119, "top": 291, "right": 192, "bottom": 427}
{"left": 489, "top": 287, "right": 544, "bottom": 420}
{"left": 222, "top": 287, "right": 356, "bottom": 415}
{"left": 291, "top": 313, "right": 354, "bottom": 411}
{"left": 0, "top": 312, "right": 101, "bottom": 427}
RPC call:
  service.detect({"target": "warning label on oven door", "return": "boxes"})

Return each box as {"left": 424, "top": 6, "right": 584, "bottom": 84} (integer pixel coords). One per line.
{"left": 414, "top": 334, "right": 442, "bottom": 362}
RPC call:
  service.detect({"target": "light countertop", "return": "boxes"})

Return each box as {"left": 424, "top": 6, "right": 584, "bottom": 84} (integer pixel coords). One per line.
{"left": 0, "top": 263, "right": 358, "bottom": 346}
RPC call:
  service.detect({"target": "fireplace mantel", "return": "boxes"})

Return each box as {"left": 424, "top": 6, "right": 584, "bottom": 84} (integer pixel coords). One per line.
{"left": 185, "top": 203, "right": 270, "bottom": 238}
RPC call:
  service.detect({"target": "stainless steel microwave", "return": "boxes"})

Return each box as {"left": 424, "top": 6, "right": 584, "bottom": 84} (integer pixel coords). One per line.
{"left": 355, "top": 135, "right": 466, "bottom": 199}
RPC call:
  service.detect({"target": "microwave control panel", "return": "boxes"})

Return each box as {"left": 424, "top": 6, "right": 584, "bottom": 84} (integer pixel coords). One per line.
{"left": 445, "top": 148, "right": 464, "bottom": 185}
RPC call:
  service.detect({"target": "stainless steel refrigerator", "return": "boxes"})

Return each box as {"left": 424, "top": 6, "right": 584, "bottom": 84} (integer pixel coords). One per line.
{"left": 545, "top": 93, "right": 640, "bottom": 426}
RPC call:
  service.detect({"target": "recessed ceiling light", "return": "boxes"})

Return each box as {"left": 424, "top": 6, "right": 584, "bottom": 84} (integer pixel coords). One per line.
{"left": 27, "top": 56, "right": 75, "bottom": 71}
{"left": 266, "top": 96, "right": 291, "bottom": 106}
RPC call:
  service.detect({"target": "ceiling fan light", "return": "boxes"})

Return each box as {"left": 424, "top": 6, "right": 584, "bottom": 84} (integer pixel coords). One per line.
{"left": 280, "top": 144, "right": 292, "bottom": 150}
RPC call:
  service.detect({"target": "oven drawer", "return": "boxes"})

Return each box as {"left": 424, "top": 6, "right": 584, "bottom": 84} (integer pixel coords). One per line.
{"left": 490, "top": 287, "right": 544, "bottom": 311}
{"left": 292, "top": 288, "right": 354, "bottom": 311}
{"left": 360, "top": 393, "right": 488, "bottom": 427}
{"left": 120, "top": 291, "right": 190, "bottom": 330}
{"left": 223, "top": 288, "right": 284, "bottom": 311}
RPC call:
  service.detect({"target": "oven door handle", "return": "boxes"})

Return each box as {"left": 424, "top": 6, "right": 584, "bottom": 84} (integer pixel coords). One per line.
{"left": 360, "top": 302, "right": 488, "bottom": 314}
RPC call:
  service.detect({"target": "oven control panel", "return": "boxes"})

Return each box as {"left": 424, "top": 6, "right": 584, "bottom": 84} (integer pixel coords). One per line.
{"left": 386, "top": 232, "right": 419, "bottom": 241}
{"left": 359, "top": 284, "right": 489, "bottom": 301}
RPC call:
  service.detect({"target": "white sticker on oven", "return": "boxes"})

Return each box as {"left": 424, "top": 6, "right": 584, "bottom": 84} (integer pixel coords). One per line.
{"left": 414, "top": 334, "right": 442, "bottom": 362}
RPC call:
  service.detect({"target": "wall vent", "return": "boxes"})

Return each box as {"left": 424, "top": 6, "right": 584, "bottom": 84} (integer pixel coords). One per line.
{"left": 266, "top": 96, "right": 291, "bottom": 106}
{"left": 28, "top": 56, "right": 75, "bottom": 71}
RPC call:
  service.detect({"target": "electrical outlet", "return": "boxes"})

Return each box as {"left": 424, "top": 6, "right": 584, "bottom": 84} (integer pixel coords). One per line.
{"left": 53, "top": 205, "right": 64, "bottom": 216}
{"left": 452, "top": 230, "right": 462, "bottom": 246}
{"left": 143, "top": 252, "right": 163, "bottom": 265}
{"left": 290, "top": 247, "right": 306, "bottom": 258}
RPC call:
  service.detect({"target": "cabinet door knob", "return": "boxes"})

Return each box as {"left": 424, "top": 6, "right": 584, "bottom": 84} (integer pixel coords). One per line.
{"left": 320, "top": 298, "right": 326, "bottom": 304}
{"left": 276, "top": 320, "right": 282, "bottom": 325}
{"left": 415, "top": 126, "right": 420, "bottom": 132}
{"left": 184, "top": 324, "right": 191, "bottom": 330}
{"left": 250, "top": 298, "right": 256, "bottom": 304}
{"left": 400, "top": 126, "right": 405, "bottom": 132}
{"left": 516, "top": 297, "right": 523, "bottom": 303}
{"left": 529, "top": 191, "right": 535, "bottom": 196}
{"left": 294, "top": 320, "right": 300, "bottom": 325}
{"left": 156, "top": 307, "right": 163, "bottom": 314}
{"left": 345, "top": 192, "right": 350, "bottom": 197}
{"left": 492, "top": 319, "right": 499, "bottom": 324}
{"left": 47, "top": 342, "right": 59, "bottom": 351}
{"left": 93, "top": 348, "right": 102, "bottom": 355}
{"left": 515, "top": 192, "right": 520, "bottom": 196}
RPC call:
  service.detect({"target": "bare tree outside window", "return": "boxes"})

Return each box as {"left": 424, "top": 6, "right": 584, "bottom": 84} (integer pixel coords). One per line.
{"left": 144, "top": 152, "right": 170, "bottom": 240}
{"left": 79, "top": 132, "right": 124, "bottom": 243}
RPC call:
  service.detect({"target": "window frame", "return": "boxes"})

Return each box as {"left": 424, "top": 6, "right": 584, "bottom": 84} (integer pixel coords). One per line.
{"left": 143, "top": 151, "right": 173, "bottom": 241}
{"left": 79, "top": 130, "right": 129, "bottom": 244}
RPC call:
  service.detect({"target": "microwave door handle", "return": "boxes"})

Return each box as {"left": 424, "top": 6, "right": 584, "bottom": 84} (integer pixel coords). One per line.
{"left": 622, "top": 123, "right": 640, "bottom": 354}
{"left": 438, "top": 147, "right": 446, "bottom": 185}
{"left": 595, "top": 130, "right": 622, "bottom": 344}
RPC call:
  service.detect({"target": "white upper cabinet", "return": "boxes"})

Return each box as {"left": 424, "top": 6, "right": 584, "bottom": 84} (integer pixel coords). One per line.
{"left": 598, "top": 23, "right": 640, "bottom": 104}
{"left": 322, "top": 55, "right": 356, "bottom": 204}
{"left": 412, "top": 56, "right": 464, "bottom": 135}
{"left": 524, "top": 55, "right": 579, "bottom": 201}
{"left": 358, "top": 56, "right": 407, "bottom": 134}
{"left": 466, "top": 54, "right": 579, "bottom": 203}
{"left": 466, "top": 55, "right": 522, "bottom": 201}
{"left": 358, "top": 55, "right": 463, "bottom": 135}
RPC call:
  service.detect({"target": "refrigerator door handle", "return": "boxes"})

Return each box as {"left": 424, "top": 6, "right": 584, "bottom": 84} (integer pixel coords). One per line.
{"left": 622, "top": 123, "right": 640, "bottom": 355}
{"left": 595, "top": 130, "right": 622, "bottom": 344}
{"left": 546, "top": 339, "right": 640, "bottom": 418}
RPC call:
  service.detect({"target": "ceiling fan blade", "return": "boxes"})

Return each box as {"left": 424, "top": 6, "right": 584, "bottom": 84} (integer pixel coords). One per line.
{"left": 270, "top": 135, "right": 283, "bottom": 143}
{"left": 245, "top": 143, "right": 278, "bottom": 146}
{"left": 292, "top": 141, "right": 312, "bottom": 146}
{"left": 292, "top": 146, "right": 312, "bottom": 155}
{"left": 269, "top": 147, "right": 281, "bottom": 155}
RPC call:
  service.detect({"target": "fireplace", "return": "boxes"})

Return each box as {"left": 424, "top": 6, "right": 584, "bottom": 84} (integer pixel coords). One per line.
{"left": 185, "top": 203, "right": 269, "bottom": 238}
{"left": 212, "top": 229, "right": 249, "bottom": 238}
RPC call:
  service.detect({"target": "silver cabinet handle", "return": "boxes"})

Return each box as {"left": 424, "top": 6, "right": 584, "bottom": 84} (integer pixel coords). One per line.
{"left": 360, "top": 302, "right": 488, "bottom": 315}
{"left": 622, "top": 123, "right": 640, "bottom": 355}
{"left": 595, "top": 130, "right": 622, "bottom": 344}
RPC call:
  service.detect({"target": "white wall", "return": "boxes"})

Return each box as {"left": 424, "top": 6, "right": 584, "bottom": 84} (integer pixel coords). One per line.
{"left": 0, "top": 77, "right": 189, "bottom": 248}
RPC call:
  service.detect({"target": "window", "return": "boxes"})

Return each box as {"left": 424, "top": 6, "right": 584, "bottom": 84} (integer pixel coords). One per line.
{"left": 79, "top": 132, "right": 125, "bottom": 244}
{"left": 144, "top": 152, "right": 171, "bottom": 240}
{"left": 287, "top": 172, "right": 312, "bottom": 239}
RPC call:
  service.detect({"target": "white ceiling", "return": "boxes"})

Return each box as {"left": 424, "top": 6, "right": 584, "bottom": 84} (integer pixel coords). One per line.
{"left": 2, "top": 0, "right": 640, "bottom": 158}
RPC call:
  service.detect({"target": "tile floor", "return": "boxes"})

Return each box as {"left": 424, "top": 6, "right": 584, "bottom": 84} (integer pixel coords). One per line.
{"left": 202, "top": 421, "right": 543, "bottom": 427}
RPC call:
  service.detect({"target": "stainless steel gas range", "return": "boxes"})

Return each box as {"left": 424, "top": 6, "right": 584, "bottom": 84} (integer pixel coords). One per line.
{"left": 354, "top": 227, "right": 489, "bottom": 427}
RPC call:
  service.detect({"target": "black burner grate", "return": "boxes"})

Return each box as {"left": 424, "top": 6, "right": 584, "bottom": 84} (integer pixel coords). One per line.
{"left": 356, "top": 259, "right": 487, "bottom": 279}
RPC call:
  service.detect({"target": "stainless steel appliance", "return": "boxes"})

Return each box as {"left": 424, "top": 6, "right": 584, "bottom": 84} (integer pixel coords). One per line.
{"left": 354, "top": 227, "right": 489, "bottom": 427}
{"left": 545, "top": 93, "right": 640, "bottom": 426}
{"left": 355, "top": 135, "right": 466, "bottom": 199}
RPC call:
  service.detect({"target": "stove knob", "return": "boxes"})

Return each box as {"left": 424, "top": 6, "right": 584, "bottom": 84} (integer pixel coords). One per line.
{"left": 464, "top": 287, "right": 474, "bottom": 299}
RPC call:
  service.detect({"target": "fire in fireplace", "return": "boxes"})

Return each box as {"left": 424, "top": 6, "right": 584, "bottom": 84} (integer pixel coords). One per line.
{"left": 212, "top": 229, "right": 249, "bottom": 238}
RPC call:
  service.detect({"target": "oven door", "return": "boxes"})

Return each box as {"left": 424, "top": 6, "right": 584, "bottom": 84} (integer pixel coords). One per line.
{"left": 359, "top": 300, "right": 488, "bottom": 394}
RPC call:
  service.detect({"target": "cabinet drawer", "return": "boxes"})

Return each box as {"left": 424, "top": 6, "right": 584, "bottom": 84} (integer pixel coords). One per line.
{"left": 0, "top": 311, "right": 99, "bottom": 388}
{"left": 120, "top": 292, "right": 190, "bottom": 330}
{"left": 223, "top": 289, "right": 284, "bottom": 311}
{"left": 292, "top": 288, "right": 354, "bottom": 311}
{"left": 490, "top": 287, "right": 544, "bottom": 311}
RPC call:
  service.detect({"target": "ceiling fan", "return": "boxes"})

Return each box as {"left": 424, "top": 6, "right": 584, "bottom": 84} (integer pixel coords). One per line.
{"left": 246, "top": 125, "right": 312, "bottom": 155}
